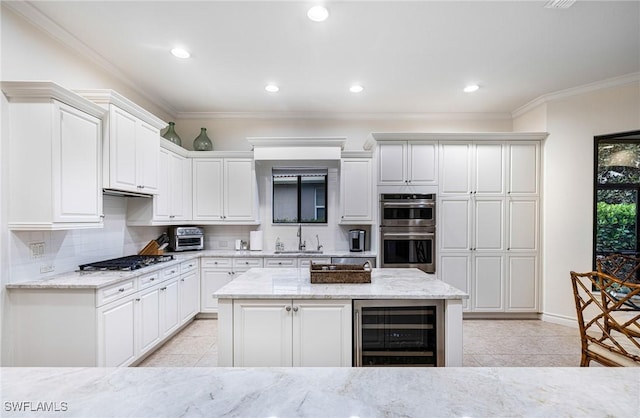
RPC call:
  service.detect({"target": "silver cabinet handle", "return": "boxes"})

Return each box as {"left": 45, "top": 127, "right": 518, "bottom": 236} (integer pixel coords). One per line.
{"left": 285, "top": 306, "right": 292, "bottom": 312}
{"left": 150, "top": 277, "right": 155, "bottom": 281}
{"left": 181, "top": 278, "right": 185, "bottom": 282}
{"left": 135, "top": 298, "right": 140, "bottom": 302}
{"left": 160, "top": 287, "right": 167, "bottom": 291}
{"left": 118, "top": 288, "right": 125, "bottom": 292}
{"left": 292, "top": 306, "right": 298, "bottom": 312}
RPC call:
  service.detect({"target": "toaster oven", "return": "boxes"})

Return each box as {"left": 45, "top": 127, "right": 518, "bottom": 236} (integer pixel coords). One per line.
{"left": 168, "top": 226, "right": 204, "bottom": 251}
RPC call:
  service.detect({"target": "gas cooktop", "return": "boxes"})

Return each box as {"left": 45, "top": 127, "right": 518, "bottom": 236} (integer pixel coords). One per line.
{"left": 78, "top": 255, "right": 174, "bottom": 271}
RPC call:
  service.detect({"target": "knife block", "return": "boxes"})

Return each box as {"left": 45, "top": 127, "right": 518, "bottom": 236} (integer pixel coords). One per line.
{"left": 138, "top": 240, "right": 163, "bottom": 256}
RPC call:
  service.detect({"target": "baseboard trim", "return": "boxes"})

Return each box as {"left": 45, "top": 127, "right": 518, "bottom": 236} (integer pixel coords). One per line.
{"left": 463, "top": 312, "right": 540, "bottom": 320}
{"left": 540, "top": 312, "right": 577, "bottom": 329}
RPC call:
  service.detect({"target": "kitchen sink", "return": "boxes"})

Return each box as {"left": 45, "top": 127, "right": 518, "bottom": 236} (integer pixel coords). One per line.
{"left": 274, "top": 250, "right": 324, "bottom": 254}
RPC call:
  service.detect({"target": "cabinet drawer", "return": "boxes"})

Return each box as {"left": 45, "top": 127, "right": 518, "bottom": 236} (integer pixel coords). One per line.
{"left": 201, "top": 258, "right": 232, "bottom": 269}
{"left": 264, "top": 258, "right": 296, "bottom": 268}
{"left": 299, "top": 258, "right": 331, "bottom": 268}
{"left": 180, "top": 259, "right": 199, "bottom": 274}
{"left": 162, "top": 264, "right": 181, "bottom": 280}
{"left": 97, "top": 279, "right": 136, "bottom": 307}
{"left": 233, "top": 258, "right": 263, "bottom": 269}
{"left": 139, "top": 272, "right": 161, "bottom": 290}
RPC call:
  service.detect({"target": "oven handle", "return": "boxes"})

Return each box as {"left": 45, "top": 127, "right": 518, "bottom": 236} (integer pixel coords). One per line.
{"left": 354, "top": 308, "right": 361, "bottom": 367}
{"left": 381, "top": 232, "right": 435, "bottom": 238}
{"left": 381, "top": 202, "right": 434, "bottom": 208}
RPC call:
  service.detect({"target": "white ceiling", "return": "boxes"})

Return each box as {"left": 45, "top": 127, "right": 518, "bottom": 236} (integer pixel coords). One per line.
{"left": 13, "top": 1, "right": 640, "bottom": 117}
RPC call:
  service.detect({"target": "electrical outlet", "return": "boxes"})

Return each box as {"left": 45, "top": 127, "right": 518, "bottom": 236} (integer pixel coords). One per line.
{"left": 219, "top": 241, "right": 228, "bottom": 248}
{"left": 40, "top": 264, "right": 55, "bottom": 273}
{"left": 30, "top": 242, "right": 45, "bottom": 258}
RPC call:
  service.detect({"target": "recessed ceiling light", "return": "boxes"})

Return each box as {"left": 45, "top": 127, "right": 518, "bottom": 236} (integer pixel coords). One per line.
{"left": 349, "top": 85, "right": 364, "bottom": 93}
{"left": 170, "top": 48, "right": 190, "bottom": 59}
{"left": 265, "top": 84, "right": 279, "bottom": 93}
{"left": 463, "top": 84, "right": 480, "bottom": 93}
{"left": 307, "top": 5, "right": 329, "bottom": 22}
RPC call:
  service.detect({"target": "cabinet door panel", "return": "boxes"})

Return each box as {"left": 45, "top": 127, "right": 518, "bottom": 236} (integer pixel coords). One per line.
{"left": 193, "top": 159, "right": 223, "bottom": 220}
{"left": 293, "top": 301, "right": 352, "bottom": 367}
{"left": 225, "top": 159, "right": 254, "bottom": 220}
{"left": 474, "top": 143, "right": 504, "bottom": 195}
{"left": 341, "top": 158, "right": 372, "bottom": 222}
{"left": 378, "top": 142, "right": 406, "bottom": 184}
{"left": 409, "top": 142, "right": 438, "bottom": 184}
{"left": 440, "top": 143, "right": 471, "bottom": 194}
{"left": 200, "top": 269, "right": 232, "bottom": 312}
{"left": 154, "top": 149, "right": 171, "bottom": 219}
{"left": 169, "top": 153, "right": 185, "bottom": 219}
{"left": 56, "top": 103, "right": 101, "bottom": 222}
{"left": 179, "top": 271, "right": 200, "bottom": 323}
{"left": 440, "top": 198, "right": 471, "bottom": 250}
{"left": 161, "top": 279, "right": 180, "bottom": 336}
{"left": 508, "top": 198, "right": 538, "bottom": 251}
{"left": 99, "top": 298, "right": 136, "bottom": 367}
{"left": 139, "top": 287, "right": 161, "bottom": 354}
{"left": 136, "top": 121, "right": 159, "bottom": 193}
{"left": 473, "top": 255, "right": 504, "bottom": 311}
{"left": 110, "top": 107, "right": 137, "bottom": 191}
{"left": 508, "top": 142, "right": 539, "bottom": 195}
{"left": 506, "top": 255, "right": 538, "bottom": 311}
{"left": 474, "top": 198, "right": 504, "bottom": 251}
{"left": 234, "top": 301, "right": 292, "bottom": 366}
{"left": 439, "top": 255, "right": 471, "bottom": 310}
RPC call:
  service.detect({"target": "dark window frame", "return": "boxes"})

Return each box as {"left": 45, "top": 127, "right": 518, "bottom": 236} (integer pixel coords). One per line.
{"left": 272, "top": 173, "right": 328, "bottom": 224}
{"left": 593, "top": 130, "right": 640, "bottom": 270}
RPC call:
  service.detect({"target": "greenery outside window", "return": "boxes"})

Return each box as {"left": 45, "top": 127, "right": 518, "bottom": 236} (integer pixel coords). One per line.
{"left": 272, "top": 168, "right": 327, "bottom": 223}
{"left": 594, "top": 131, "right": 640, "bottom": 274}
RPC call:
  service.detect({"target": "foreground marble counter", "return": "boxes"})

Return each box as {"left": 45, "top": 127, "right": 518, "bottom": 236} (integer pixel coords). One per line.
{"left": 1, "top": 367, "right": 637, "bottom": 417}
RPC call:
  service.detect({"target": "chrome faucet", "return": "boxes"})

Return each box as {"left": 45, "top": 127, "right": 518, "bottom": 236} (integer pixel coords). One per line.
{"left": 316, "top": 234, "right": 323, "bottom": 252}
{"left": 297, "top": 224, "right": 306, "bottom": 251}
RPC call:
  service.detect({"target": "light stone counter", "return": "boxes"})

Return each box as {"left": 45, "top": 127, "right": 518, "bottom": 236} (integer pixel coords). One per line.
{"left": 1, "top": 367, "right": 637, "bottom": 417}
{"left": 215, "top": 267, "right": 467, "bottom": 300}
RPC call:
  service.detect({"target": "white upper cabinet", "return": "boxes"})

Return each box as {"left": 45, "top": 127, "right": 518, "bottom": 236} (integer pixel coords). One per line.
{"left": 439, "top": 143, "right": 472, "bottom": 194}
{"left": 378, "top": 141, "right": 438, "bottom": 186}
{"left": 340, "top": 158, "right": 373, "bottom": 223}
{"left": 192, "top": 155, "right": 257, "bottom": 223}
{"left": 126, "top": 142, "right": 192, "bottom": 225}
{"left": 507, "top": 142, "right": 540, "bottom": 195}
{"left": 75, "top": 89, "right": 165, "bottom": 196}
{"left": 440, "top": 142, "right": 505, "bottom": 195}
{"left": 2, "top": 81, "right": 106, "bottom": 230}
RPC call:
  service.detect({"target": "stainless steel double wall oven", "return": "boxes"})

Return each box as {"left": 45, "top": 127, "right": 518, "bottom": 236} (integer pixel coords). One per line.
{"left": 379, "top": 193, "right": 436, "bottom": 273}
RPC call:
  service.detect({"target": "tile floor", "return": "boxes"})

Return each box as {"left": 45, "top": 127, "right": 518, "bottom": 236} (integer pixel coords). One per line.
{"left": 138, "top": 318, "right": 585, "bottom": 367}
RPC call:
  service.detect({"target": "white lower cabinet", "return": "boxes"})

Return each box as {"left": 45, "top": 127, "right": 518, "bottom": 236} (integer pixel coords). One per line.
{"left": 10, "top": 262, "right": 200, "bottom": 367}
{"left": 200, "top": 257, "right": 263, "bottom": 313}
{"left": 233, "top": 299, "right": 352, "bottom": 367}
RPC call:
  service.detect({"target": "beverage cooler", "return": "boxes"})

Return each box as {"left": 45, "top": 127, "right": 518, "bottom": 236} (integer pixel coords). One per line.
{"left": 353, "top": 299, "right": 444, "bottom": 367}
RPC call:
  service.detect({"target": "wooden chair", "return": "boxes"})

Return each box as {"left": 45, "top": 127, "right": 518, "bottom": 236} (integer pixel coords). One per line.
{"left": 570, "top": 270, "right": 640, "bottom": 366}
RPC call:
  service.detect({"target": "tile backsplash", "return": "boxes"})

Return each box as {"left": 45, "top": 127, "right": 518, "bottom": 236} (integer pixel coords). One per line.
{"left": 8, "top": 196, "right": 164, "bottom": 284}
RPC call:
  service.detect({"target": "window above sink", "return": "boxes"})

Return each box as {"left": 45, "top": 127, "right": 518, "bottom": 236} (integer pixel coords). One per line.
{"left": 272, "top": 168, "right": 327, "bottom": 224}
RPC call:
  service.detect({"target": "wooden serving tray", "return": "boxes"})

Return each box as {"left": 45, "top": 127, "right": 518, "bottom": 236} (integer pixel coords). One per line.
{"left": 309, "top": 262, "right": 372, "bottom": 284}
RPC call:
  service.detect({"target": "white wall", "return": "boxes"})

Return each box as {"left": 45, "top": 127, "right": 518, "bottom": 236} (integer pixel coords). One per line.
{"left": 515, "top": 82, "right": 640, "bottom": 325}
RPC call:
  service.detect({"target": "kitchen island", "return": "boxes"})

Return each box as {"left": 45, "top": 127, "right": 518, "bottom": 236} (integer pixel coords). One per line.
{"left": 214, "top": 267, "right": 468, "bottom": 367}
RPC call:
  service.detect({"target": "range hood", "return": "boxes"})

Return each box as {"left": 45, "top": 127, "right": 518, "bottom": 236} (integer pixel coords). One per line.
{"left": 247, "top": 137, "right": 346, "bottom": 161}
{"left": 103, "top": 188, "right": 152, "bottom": 198}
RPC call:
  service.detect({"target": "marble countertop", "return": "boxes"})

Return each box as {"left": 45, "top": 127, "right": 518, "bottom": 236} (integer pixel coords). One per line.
{"left": 1, "top": 367, "right": 637, "bottom": 417}
{"left": 215, "top": 267, "right": 467, "bottom": 300}
{"left": 5, "top": 251, "right": 376, "bottom": 290}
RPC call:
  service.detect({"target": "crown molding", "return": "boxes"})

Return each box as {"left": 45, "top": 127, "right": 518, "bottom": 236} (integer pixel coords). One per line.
{"left": 371, "top": 132, "right": 549, "bottom": 142}
{"left": 1, "top": 80, "right": 107, "bottom": 118}
{"left": 75, "top": 89, "right": 167, "bottom": 129}
{"left": 512, "top": 72, "right": 640, "bottom": 118}
{"left": 176, "top": 111, "right": 513, "bottom": 121}
{"left": 3, "top": 1, "right": 178, "bottom": 119}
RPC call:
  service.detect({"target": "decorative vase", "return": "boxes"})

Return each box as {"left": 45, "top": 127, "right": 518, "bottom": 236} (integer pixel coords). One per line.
{"left": 161, "top": 122, "right": 182, "bottom": 146}
{"left": 193, "top": 127, "right": 213, "bottom": 151}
